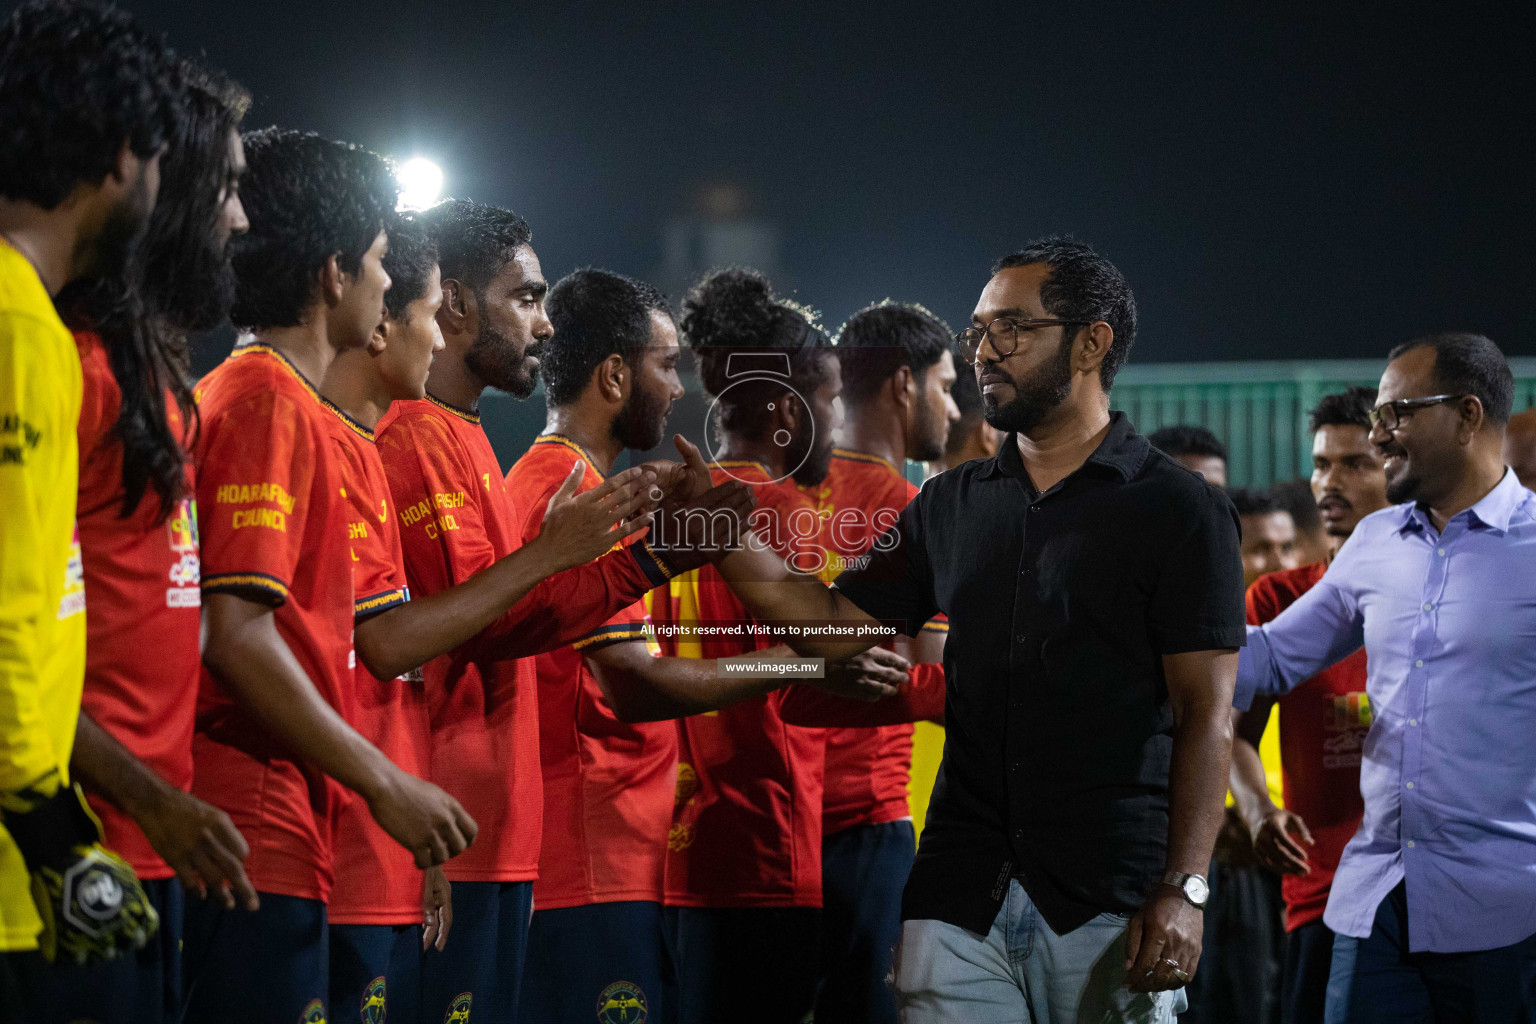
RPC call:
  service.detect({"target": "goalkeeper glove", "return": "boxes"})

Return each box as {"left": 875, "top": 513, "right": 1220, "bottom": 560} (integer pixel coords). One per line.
{"left": 2, "top": 772, "right": 158, "bottom": 963}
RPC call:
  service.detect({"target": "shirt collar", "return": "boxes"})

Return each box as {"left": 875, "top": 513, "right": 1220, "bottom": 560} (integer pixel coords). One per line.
{"left": 979, "top": 411, "right": 1148, "bottom": 484}
{"left": 1397, "top": 467, "right": 1526, "bottom": 535}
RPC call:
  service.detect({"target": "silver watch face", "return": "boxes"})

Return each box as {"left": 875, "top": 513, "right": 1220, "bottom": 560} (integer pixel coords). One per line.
{"left": 1185, "top": 874, "right": 1210, "bottom": 906}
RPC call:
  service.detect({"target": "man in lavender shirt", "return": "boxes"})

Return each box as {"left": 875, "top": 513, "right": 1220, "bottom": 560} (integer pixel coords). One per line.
{"left": 1234, "top": 333, "right": 1536, "bottom": 1023}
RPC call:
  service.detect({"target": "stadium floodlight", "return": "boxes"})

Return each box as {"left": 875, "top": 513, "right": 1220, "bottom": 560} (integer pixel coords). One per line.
{"left": 396, "top": 157, "right": 444, "bottom": 211}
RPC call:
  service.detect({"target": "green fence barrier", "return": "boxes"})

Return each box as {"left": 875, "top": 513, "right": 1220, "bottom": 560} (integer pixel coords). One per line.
{"left": 481, "top": 358, "right": 1536, "bottom": 491}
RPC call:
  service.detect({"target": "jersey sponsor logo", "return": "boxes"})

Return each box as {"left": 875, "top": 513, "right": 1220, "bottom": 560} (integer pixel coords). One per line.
{"left": 1328, "top": 692, "right": 1372, "bottom": 731}
{"left": 349, "top": 521, "right": 369, "bottom": 540}
{"left": 444, "top": 991, "right": 472, "bottom": 1023}
{"left": 360, "top": 976, "right": 386, "bottom": 1023}
{"left": 667, "top": 822, "right": 695, "bottom": 852}
{"left": 166, "top": 587, "right": 201, "bottom": 608}
{"left": 167, "top": 497, "right": 201, "bottom": 597}
{"left": 674, "top": 763, "right": 698, "bottom": 806}
{"left": 597, "top": 981, "right": 648, "bottom": 1024}
{"left": 299, "top": 998, "right": 327, "bottom": 1024}
{"left": 58, "top": 525, "right": 85, "bottom": 619}
{"left": 399, "top": 497, "right": 460, "bottom": 539}
{"left": 0, "top": 412, "right": 42, "bottom": 465}
{"left": 232, "top": 507, "right": 287, "bottom": 531}
{"left": 213, "top": 481, "right": 296, "bottom": 514}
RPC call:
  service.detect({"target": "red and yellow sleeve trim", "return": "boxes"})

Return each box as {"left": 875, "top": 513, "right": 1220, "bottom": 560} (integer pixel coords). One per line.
{"left": 833, "top": 447, "right": 900, "bottom": 473}
{"left": 201, "top": 571, "right": 290, "bottom": 601}
{"left": 920, "top": 618, "right": 950, "bottom": 633}
{"left": 630, "top": 539, "right": 676, "bottom": 588}
{"left": 355, "top": 587, "right": 409, "bottom": 619}
{"left": 571, "top": 621, "right": 654, "bottom": 652}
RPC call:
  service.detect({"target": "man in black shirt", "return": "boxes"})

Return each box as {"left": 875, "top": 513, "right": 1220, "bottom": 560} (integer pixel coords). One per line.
{"left": 707, "top": 238, "right": 1245, "bottom": 1023}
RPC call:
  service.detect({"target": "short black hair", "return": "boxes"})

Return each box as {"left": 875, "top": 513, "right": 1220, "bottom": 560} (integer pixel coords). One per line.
{"left": 1226, "top": 486, "right": 1281, "bottom": 519}
{"left": 835, "top": 300, "right": 952, "bottom": 405}
{"left": 681, "top": 266, "right": 834, "bottom": 435}
{"left": 992, "top": 236, "right": 1138, "bottom": 390}
{"left": 543, "top": 267, "right": 673, "bottom": 407}
{"left": 1308, "top": 385, "right": 1377, "bottom": 434}
{"left": 1387, "top": 332, "right": 1514, "bottom": 426}
{"left": 1271, "top": 477, "right": 1322, "bottom": 536}
{"left": 1148, "top": 424, "right": 1228, "bottom": 463}
{"left": 0, "top": 0, "right": 180, "bottom": 208}
{"left": 382, "top": 212, "right": 439, "bottom": 323}
{"left": 229, "top": 128, "right": 397, "bottom": 331}
{"left": 419, "top": 198, "right": 531, "bottom": 293}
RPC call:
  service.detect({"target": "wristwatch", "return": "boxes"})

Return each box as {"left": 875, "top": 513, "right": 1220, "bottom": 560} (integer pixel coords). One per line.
{"left": 1160, "top": 871, "right": 1210, "bottom": 909}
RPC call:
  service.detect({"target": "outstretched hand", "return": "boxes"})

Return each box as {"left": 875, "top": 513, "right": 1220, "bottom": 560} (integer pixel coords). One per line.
{"left": 535, "top": 463, "right": 657, "bottom": 571}
{"left": 813, "top": 647, "right": 909, "bottom": 702}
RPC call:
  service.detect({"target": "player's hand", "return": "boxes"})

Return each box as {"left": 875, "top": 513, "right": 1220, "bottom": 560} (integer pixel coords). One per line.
{"left": 421, "top": 866, "right": 452, "bottom": 952}
{"left": 639, "top": 435, "right": 714, "bottom": 503}
{"left": 1250, "top": 807, "right": 1314, "bottom": 876}
{"left": 1125, "top": 887, "right": 1202, "bottom": 992}
{"left": 535, "top": 462, "right": 657, "bottom": 571}
{"left": 813, "top": 647, "right": 909, "bottom": 702}
{"left": 646, "top": 481, "right": 758, "bottom": 575}
{"left": 367, "top": 770, "right": 478, "bottom": 869}
{"left": 136, "top": 785, "right": 259, "bottom": 911}
{"left": 2, "top": 776, "right": 159, "bottom": 964}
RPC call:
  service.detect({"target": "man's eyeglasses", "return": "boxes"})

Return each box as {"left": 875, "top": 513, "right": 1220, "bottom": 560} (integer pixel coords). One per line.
{"left": 1368, "top": 393, "right": 1467, "bottom": 432}
{"left": 954, "top": 316, "right": 1091, "bottom": 364}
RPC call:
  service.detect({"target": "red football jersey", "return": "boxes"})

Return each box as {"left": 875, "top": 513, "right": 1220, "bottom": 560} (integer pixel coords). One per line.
{"left": 802, "top": 450, "right": 920, "bottom": 836}
{"left": 1247, "top": 561, "right": 1369, "bottom": 931}
{"left": 319, "top": 402, "right": 425, "bottom": 926}
{"left": 649, "top": 462, "right": 828, "bottom": 908}
{"left": 193, "top": 344, "right": 357, "bottom": 901}
{"left": 508, "top": 435, "right": 673, "bottom": 910}
{"left": 73, "top": 330, "right": 200, "bottom": 879}
{"left": 375, "top": 398, "right": 674, "bottom": 883}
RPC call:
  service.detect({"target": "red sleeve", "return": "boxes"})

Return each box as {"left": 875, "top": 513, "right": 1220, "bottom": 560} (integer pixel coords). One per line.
{"left": 475, "top": 549, "right": 666, "bottom": 661}
{"left": 333, "top": 437, "right": 408, "bottom": 619}
{"left": 1246, "top": 574, "right": 1281, "bottom": 627}
{"left": 197, "top": 390, "right": 314, "bottom": 603}
{"left": 778, "top": 660, "right": 945, "bottom": 727}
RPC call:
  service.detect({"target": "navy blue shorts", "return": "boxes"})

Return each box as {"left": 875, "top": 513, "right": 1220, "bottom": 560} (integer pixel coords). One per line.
{"left": 182, "top": 891, "right": 328, "bottom": 1024}
{"left": 331, "top": 922, "right": 422, "bottom": 1024}
{"left": 523, "top": 900, "right": 668, "bottom": 1024}
{"left": 419, "top": 880, "right": 531, "bottom": 1024}
{"left": 666, "top": 905, "right": 821, "bottom": 1024}
{"left": 816, "top": 819, "right": 915, "bottom": 1024}
{"left": 1282, "top": 919, "right": 1335, "bottom": 1024}
{"left": 1, "top": 877, "right": 184, "bottom": 1024}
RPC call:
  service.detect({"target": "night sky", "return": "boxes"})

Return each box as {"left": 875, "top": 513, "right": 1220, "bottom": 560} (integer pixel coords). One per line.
{"left": 110, "top": 1, "right": 1534, "bottom": 362}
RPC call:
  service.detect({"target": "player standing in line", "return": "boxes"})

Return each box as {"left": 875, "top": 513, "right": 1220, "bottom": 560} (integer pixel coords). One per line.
{"left": 0, "top": 0, "right": 178, "bottom": 997}
{"left": 788, "top": 300, "right": 957, "bottom": 1024}
{"left": 319, "top": 218, "right": 662, "bottom": 1020}
{"left": 513, "top": 268, "right": 902, "bottom": 1023}
{"left": 18, "top": 64, "right": 259, "bottom": 1024}
{"left": 186, "top": 130, "right": 476, "bottom": 1024}
{"left": 376, "top": 201, "right": 753, "bottom": 1024}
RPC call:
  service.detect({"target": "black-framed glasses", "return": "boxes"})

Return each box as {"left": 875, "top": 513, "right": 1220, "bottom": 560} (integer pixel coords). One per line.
{"left": 954, "top": 316, "right": 1091, "bottom": 364}
{"left": 1368, "top": 393, "right": 1467, "bottom": 431}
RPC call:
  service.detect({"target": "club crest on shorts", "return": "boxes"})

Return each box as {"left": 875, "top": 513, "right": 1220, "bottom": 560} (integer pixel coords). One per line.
{"left": 597, "top": 981, "right": 648, "bottom": 1024}
{"left": 360, "top": 976, "right": 386, "bottom": 1023}
{"left": 444, "top": 991, "right": 472, "bottom": 1023}
{"left": 299, "top": 998, "right": 327, "bottom": 1024}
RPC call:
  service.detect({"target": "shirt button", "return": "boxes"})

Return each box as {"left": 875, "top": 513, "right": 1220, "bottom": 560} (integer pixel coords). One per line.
{"left": 1013, "top": 828, "right": 1024, "bottom": 840}
{"left": 1408, "top": 718, "right": 1418, "bottom": 726}
{"left": 1423, "top": 603, "right": 1433, "bottom": 611}
{"left": 1415, "top": 660, "right": 1424, "bottom": 668}
{"left": 1437, "top": 549, "right": 1446, "bottom": 557}
{"left": 1406, "top": 782, "right": 1415, "bottom": 789}
{"left": 1407, "top": 840, "right": 1416, "bottom": 848}
{"left": 1029, "top": 505, "right": 1041, "bottom": 513}
{"left": 1016, "top": 634, "right": 1028, "bottom": 644}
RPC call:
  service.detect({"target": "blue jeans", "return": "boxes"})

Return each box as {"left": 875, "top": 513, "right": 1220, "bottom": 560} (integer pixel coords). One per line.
{"left": 893, "top": 878, "right": 1185, "bottom": 1024}
{"left": 1325, "top": 882, "right": 1536, "bottom": 1023}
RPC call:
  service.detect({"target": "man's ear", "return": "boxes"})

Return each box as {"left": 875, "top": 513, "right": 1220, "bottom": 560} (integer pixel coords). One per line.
{"left": 319, "top": 253, "right": 346, "bottom": 307}
{"left": 776, "top": 387, "right": 805, "bottom": 434}
{"left": 596, "top": 352, "right": 628, "bottom": 404}
{"left": 368, "top": 316, "right": 392, "bottom": 355}
{"left": 1075, "top": 321, "right": 1114, "bottom": 377}
{"left": 889, "top": 364, "right": 916, "bottom": 412}
{"left": 438, "top": 278, "right": 472, "bottom": 333}
{"left": 1458, "top": 395, "right": 1487, "bottom": 445}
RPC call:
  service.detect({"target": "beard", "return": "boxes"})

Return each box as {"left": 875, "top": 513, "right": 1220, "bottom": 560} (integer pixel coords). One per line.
{"left": 466, "top": 320, "right": 539, "bottom": 399}
{"left": 909, "top": 395, "right": 947, "bottom": 463}
{"left": 1385, "top": 468, "right": 1420, "bottom": 505}
{"left": 75, "top": 168, "right": 155, "bottom": 282}
{"left": 790, "top": 429, "right": 835, "bottom": 486}
{"left": 982, "top": 341, "right": 1074, "bottom": 435}
{"left": 613, "top": 384, "right": 673, "bottom": 453}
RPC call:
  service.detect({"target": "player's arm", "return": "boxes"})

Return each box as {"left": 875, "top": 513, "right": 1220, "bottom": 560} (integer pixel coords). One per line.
{"left": 355, "top": 463, "right": 655, "bottom": 681}
{"left": 1235, "top": 547, "right": 1367, "bottom": 709}
{"left": 778, "top": 658, "right": 943, "bottom": 727}
{"left": 70, "top": 712, "right": 259, "bottom": 910}
{"left": 202, "top": 592, "right": 476, "bottom": 868}
{"left": 1229, "top": 698, "right": 1312, "bottom": 876}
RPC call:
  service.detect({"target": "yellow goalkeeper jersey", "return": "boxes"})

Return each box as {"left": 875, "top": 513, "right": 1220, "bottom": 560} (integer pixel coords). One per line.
{"left": 0, "top": 237, "right": 86, "bottom": 951}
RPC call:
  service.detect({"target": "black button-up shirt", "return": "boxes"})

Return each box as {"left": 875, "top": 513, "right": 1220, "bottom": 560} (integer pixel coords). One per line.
{"left": 832, "top": 413, "right": 1245, "bottom": 935}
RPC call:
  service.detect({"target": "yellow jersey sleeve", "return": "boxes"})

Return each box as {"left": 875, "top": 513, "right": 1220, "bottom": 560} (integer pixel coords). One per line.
{"left": 0, "top": 240, "right": 85, "bottom": 951}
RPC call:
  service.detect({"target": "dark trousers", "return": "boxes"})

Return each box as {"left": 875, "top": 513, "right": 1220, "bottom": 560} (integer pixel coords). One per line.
{"left": 1324, "top": 882, "right": 1536, "bottom": 1024}
{"left": 182, "top": 891, "right": 328, "bottom": 1024}
{"left": 665, "top": 905, "right": 821, "bottom": 1024}
{"left": 1283, "top": 920, "right": 1336, "bottom": 1024}
{"left": 330, "top": 922, "right": 423, "bottom": 1024}
{"left": 1180, "top": 857, "right": 1284, "bottom": 1024}
{"left": 524, "top": 900, "right": 668, "bottom": 1024}
{"left": 419, "top": 880, "right": 531, "bottom": 1024}
{"left": 1, "top": 878, "right": 183, "bottom": 1024}
{"left": 815, "top": 819, "right": 915, "bottom": 1024}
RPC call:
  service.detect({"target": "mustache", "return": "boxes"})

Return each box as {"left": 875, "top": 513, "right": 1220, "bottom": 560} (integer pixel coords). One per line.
{"left": 978, "top": 370, "right": 1013, "bottom": 386}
